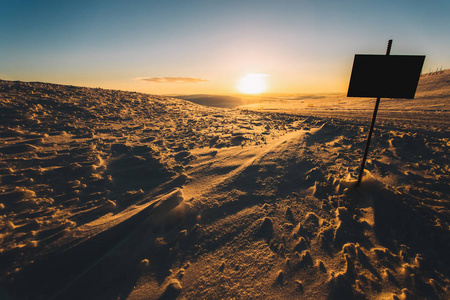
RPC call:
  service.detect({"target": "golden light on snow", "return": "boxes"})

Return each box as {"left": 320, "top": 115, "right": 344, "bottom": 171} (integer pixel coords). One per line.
{"left": 237, "top": 73, "right": 268, "bottom": 94}
{"left": 1, "top": 69, "right": 450, "bottom": 299}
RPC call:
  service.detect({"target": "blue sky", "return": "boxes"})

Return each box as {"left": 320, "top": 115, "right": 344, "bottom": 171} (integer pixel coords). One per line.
{"left": 1, "top": 0, "right": 449, "bottom": 94}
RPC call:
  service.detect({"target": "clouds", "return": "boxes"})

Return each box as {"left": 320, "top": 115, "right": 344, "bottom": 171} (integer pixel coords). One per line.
{"left": 136, "top": 77, "right": 208, "bottom": 84}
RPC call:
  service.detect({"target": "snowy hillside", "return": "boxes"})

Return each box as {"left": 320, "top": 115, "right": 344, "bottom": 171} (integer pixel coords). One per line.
{"left": 0, "top": 76, "right": 449, "bottom": 299}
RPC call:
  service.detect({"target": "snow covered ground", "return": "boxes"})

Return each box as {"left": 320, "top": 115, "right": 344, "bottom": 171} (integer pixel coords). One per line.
{"left": 0, "top": 71, "right": 449, "bottom": 299}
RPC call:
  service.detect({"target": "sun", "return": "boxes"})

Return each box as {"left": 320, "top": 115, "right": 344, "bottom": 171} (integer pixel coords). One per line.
{"left": 237, "top": 73, "right": 268, "bottom": 94}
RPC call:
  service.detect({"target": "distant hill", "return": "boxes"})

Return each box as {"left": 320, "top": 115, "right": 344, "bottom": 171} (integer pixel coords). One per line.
{"left": 416, "top": 68, "right": 450, "bottom": 94}
{"left": 173, "top": 94, "right": 244, "bottom": 108}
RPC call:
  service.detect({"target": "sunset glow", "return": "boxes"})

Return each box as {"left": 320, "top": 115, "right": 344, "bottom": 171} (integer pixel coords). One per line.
{"left": 238, "top": 73, "right": 268, "bottom": 94}
{"left": 0, "top": 1, "right": 448, "bottom": 94}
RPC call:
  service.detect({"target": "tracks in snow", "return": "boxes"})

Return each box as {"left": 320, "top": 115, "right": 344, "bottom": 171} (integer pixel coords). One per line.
{"left": 183, "top": 127, "right": 322, "bottom": 201}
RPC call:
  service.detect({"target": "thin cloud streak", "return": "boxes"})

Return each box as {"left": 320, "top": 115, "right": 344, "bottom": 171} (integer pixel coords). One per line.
{"left": 136, "top": 77, "right": 208, "bottom": 84}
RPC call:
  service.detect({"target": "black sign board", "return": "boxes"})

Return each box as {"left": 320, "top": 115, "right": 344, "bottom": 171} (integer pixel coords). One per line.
{"left": 347, "top": 40, "right": 425, "bottom": 187}
{"left": 348, "top": 54, "right": 425, "bottom": 99}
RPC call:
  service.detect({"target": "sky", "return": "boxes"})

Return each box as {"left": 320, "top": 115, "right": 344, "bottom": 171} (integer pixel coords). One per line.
{"left": 1, "top": 0, "right": 449, "bottom": 95}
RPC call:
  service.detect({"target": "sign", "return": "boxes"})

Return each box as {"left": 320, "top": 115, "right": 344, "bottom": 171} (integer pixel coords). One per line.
{"left": 347, "top": 40, "right": 425, "bottom": 187}
{"left": 348, "top": 54, "right": 425, "bottom": 99}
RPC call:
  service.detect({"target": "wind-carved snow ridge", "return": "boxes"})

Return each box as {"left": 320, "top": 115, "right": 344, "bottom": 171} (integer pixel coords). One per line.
{"left": 0, "top": 77, "right": 449, "bottom": 299}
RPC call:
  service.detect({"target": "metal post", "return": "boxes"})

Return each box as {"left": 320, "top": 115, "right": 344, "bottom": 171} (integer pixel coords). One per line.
{"left": 356, "top": 39, "right": 392, "bottom": 187}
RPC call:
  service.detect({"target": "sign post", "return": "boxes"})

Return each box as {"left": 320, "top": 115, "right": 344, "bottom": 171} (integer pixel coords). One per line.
{"left": 347, "top": 40, "right": 425, "bottom": 187}
{"left": 356, "top": 40, "right": 392, "bottom": 186}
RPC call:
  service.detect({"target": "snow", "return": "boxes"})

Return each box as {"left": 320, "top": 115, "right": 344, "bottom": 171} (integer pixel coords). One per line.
{"left": 0, "top": 71, "right": 449, "bottom": 299}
